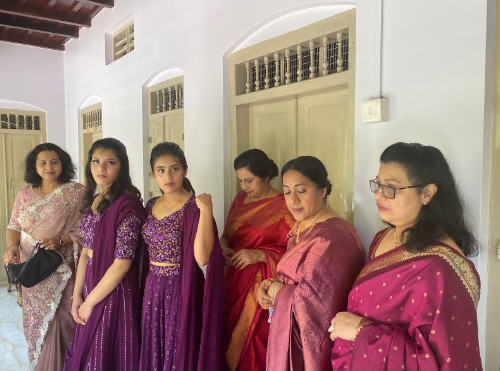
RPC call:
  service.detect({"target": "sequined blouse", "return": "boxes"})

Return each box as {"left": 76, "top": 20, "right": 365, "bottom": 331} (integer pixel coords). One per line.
{"left": 142, "top": 196, "right": 195, "bottom": 264}
{"left": 80, "top": 210, "right": 142, "bottom": 260}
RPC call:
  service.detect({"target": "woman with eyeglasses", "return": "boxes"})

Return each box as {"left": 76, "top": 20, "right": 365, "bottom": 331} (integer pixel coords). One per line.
{"left": 330, "top": 142, "right": 482, "bottom": 371}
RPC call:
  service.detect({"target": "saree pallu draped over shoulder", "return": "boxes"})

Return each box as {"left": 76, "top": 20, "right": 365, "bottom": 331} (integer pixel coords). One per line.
{"left": 7, "top": 183, "right": 84, "bottom": 371}
{"left": 331, "top": 228, "right": 482, "bottom": 371}
{"left": 224, "top": 192, "right": 294, "bottom": 371}
{"left": 266, "top": 217, "right": 366, "bottom": 371}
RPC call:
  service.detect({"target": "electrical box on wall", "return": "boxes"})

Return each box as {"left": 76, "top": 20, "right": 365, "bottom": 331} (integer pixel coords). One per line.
{"left": 361, "top": 98, "right": 388, "bottom": 123}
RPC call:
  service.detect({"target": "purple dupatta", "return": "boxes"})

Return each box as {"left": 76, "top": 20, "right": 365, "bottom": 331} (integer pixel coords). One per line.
{"left": 64, "top": 194, "right": 146, "bottom": 371}
{"left": 174, "top": 200, "right": 226, "bottom": 371}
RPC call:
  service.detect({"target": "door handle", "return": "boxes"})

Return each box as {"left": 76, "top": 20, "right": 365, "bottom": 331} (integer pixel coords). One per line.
{"left": 496, "top": 243, "right": 500, "bottom": 261}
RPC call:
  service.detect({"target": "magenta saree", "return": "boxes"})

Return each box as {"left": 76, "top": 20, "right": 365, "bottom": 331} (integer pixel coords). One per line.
{"left": 331, "top": 228, "right": 482, "bottom": 371}
{"left": 7, "top": 183, "right": 84, "bottom": 371}
{"left": 266, "top": 217, "right": 365, "bottom": 371}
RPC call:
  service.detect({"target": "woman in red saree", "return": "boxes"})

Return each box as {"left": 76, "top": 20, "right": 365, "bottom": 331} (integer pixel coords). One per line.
{"left": 223, "top": 149, "right": 294, "bottom": 371}
{"left": 330, "top": 142, "right": 482, "bottom": 371}
{"left": 258, "top": 156, "right": 366, "bottom": 370}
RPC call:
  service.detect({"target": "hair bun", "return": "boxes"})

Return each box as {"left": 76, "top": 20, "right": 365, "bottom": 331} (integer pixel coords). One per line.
{"left": 269, "top": 159, "right": 279, "bottom": 179}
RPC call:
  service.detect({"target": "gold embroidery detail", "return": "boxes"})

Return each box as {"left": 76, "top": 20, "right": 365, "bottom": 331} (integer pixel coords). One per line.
{"left": 425, "top": 354, "right": 430, "bottom": 358}
{"left": 450, "top": 337, "right": 454, "bottom": 341}
{"left": 452, "top": 316, "right": 455, "bottom": 320}
{"left": 379, "top": 349, "right": 383, "bottom": 353}
{"left": 447, "top": 358, "right": 451, "bottom": 362}
{"left": 357, "top": 245, "right": 480, "bottom": 309}
{"left": 383, "top": 283, "right": 386, "bottom": 286}
{"left": 468, "top": 321, "right": 471, "bottom": 325}
{"left": 393, "top": 346, "right": 398, "bottom": 350}
{"left": 364, "top": 354, "right": 367, "bottom": 358}
{"left": 437, "top": 271, "right": 441, "bottom": 275}
{"left": 424, "top": 293, "right": 427, "bottom": 297}
{"left": 376, "top": 305, "right": 380, "bottom": 309}
{"left": 436, "top": 310, "right": 440, "bottom": 314}
{"left": 412, "top": 354, "right": 416, "bottom": 358}
{"left": 431, "top": 330, "right": 436, "bottom": 334}
{"left": 466, "top": 343, "right": 470, "bottom": 347}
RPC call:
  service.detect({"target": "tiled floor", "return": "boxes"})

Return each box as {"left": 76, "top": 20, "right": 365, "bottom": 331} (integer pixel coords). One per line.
{"left": 0, "top": 288, "right": 29, "bottom": 371}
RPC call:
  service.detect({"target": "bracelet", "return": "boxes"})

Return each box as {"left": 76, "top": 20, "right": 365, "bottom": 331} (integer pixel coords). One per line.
{"left": 270, "top": 282, "right": 280, "bottom": 304}
{"left": 8, "top": 244, "right": 19, "bottom": 250}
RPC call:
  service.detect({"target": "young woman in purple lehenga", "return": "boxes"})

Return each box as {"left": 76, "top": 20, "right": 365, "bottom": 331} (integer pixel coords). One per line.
{"left": 63, "top": 138, "right": 146, "bottom": 371}
{"left": 139, "top": 142, "right": 225, "bottom": 371}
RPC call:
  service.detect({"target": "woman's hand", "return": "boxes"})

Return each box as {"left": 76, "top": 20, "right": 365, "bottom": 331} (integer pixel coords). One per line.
{"left": 329, "top": 312, "right": 364, "bottom": 342}
{"left": 258, "top": 279, "right": 274, "bottom": 310}
{"left": 4, "top": 245, "right": 20, "bottom": 264}
{"left": 223, "top": 247, "right": 235, "bottom": 267}
{"left": 39, "top": 237, "right": 60, "bottom": 251}
{"left": 196, "top": 193, "right": 213, "bottom": 213}
{"left": 71, "top": 295, "right": 86, "bottom": 325}
{"left": 78, "top": 299, "right": 95, "bottom": 323}
{"left": 230, "top": 249, "right": 266, "bottom": 270}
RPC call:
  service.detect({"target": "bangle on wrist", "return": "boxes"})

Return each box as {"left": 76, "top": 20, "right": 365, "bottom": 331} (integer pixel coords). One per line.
{"left": 8, "top": 243, "right": 19, "bottom": 250}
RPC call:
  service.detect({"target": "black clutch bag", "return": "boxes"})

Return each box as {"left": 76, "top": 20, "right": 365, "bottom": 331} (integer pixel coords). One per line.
{"left": 6, "top": 243, "right": 62, "bottom": 288}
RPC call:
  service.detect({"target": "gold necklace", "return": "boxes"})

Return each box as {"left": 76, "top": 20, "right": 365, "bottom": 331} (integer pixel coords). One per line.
{"left": 394, "top": 230, "right": 408, "bottom": 248}
{"left": 296, "top": 204, "right": 328, "bottom": 243}
{"left": 161, "top": 191, "right": 185, "bottom": 212}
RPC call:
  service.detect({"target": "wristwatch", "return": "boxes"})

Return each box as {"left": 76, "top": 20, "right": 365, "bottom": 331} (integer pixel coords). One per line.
{"left": 59, "top": 237, "right": 65, "bottom": 247}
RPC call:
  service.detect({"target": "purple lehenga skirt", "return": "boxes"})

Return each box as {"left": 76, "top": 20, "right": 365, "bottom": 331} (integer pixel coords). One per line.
{"left": 64, "top": 257, "right": 140, "bottom": 371}
{"left": 139, "top": 265, "right": 182, "bottom": 371}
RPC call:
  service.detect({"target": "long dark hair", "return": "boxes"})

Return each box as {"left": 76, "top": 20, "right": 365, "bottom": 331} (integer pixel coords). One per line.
{"left": 380, "top": 142, "right": 479, "bottom": 256}
{"left": 150, "top": 142, "right": 195, "bottom": 195}
{"left": 24, "top": 143, "right": 76, "bottom": 187}
{"left": 234, "top": 148, "right": 279, "bottom": 180}
{"left": 80, "top": 138, "right": 141, "bottom": 214}
{"left": 281, "top": 156, "right": 332, "bottom": 198}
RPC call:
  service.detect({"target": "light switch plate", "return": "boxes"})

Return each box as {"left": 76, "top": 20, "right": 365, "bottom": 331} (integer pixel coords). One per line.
{"left": 361, "top": 98, "right": 388, "bottom": 123}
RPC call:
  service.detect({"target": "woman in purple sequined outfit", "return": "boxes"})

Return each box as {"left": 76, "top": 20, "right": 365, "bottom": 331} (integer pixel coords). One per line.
{"left": 140, "top": 142, "right": 225, "bottom": 371}
{"left": 64, "top": 138, "right": 146, "bottom": 371}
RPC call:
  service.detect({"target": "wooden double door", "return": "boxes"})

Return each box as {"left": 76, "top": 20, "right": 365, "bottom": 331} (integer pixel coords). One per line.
{"left": 248, "top": 88, "right": 350, "bottom": 221}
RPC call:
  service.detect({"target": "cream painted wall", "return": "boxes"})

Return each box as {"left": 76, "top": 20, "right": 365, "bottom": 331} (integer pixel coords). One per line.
{"left": 0, "top": 43, "right": 66, "bottom": 147}
{"left": 57, "top": 0, "right": 491, "bottom": 365}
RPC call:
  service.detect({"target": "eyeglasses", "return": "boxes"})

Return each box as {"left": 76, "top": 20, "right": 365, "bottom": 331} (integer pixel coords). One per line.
{"left": 369, "top": 179, "right": 425, "bottom": 200}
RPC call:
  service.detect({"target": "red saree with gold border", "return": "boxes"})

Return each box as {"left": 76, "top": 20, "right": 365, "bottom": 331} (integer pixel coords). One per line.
{"left": 224, "top": 192, "right": 294, "bottom": 371}
{"left": 266, "top": 217, "right": 366, "bottom": 371}
{"left": 331, "top": 228, "right": 482, "bottom": 371}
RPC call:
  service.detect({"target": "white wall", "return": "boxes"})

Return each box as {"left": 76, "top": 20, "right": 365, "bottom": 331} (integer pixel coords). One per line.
{"left": 62, "top": 0, "right": 491, "bottom": 363}
{"left": 0, "top": 42, "right": 66, "bottom": 147}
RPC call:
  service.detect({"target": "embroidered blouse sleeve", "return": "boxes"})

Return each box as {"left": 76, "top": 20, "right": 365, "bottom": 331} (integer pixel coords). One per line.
{"left": 7, "top": 189, "right": 24, "bottom": 232}
{"left": 114, "top": 211, "right": 142, "bottom": 260}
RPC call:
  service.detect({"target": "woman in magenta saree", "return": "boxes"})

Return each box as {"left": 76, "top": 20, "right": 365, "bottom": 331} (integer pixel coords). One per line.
{"left": 330, "top": 142, "right": 482, "bottom": 371}
{"left": 223, "top": 149, "right": 294, "bottom": 371}
{"left": 258, "top": 156, "right": 365, "bottom": 370}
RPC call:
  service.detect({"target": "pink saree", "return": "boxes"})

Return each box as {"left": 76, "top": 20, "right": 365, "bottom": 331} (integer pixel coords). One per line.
{"left": 331, "top": 228, "right": 482, "bottom": 371}
{"left": 7, "top": 183, "right": 84, "bottom": 371}
{"left": 266, "top": 217, "right": 365, "bottom": 371}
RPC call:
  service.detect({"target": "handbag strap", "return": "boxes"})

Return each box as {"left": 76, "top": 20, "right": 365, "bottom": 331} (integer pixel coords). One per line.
{"left": 15, "top": 243, "right": 40, "bottom": 279}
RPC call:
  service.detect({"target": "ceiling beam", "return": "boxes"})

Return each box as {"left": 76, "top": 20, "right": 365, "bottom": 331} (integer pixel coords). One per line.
{"left": 0, "top": 14, "right": 79, "bottom": 38}
{"left": 0, "top": 2, "right": 91, "bottom": 28}
{"left": 0, "top": 32, "right": 64, "bottom": 51}
{"left": 76, "top": 0, "right": 113, "bottom": 8}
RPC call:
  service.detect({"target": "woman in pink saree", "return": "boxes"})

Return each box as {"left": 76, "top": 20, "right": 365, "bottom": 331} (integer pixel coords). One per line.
{"left": 258, "top": 156, "right": 365, "bottom": 370}
{"left": 330, "top": 142, "right": 482, "bottom": 371}
{"left": 4, "top": 143, "right": 84, "bottom": 371}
